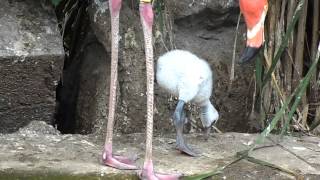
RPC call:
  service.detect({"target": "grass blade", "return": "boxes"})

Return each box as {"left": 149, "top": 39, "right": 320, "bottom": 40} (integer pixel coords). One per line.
{"left": 254, "top": 0, "right": 306, "bottom": 145}
{"left": 281, "top": 42, "right": 320, "bottom": 135}
{"left": 262, "top": 0, "right": 305, "bottom": 87}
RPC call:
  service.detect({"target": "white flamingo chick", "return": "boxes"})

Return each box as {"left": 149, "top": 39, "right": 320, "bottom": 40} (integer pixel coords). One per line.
{"left": 156, "top": 49, "right": 219, "bottom": 156}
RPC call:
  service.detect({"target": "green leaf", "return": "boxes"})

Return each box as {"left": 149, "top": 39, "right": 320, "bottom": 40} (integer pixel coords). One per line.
{"left": 256, "top": 41, "right": 319, "bottom": 144}
{"left": 281, "top": 42, "right": 320, "bottom": 135}
{"left": 254, "top": 0, "right": 306, "bottom": 146}
{"left": 182, "top": 170, "right": 222, "bottom": 180}
{"left": 262, "top": 0, "right": 305, "bottom": 87}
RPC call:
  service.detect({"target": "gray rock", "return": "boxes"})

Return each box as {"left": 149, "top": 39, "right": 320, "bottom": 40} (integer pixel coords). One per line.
{"left": 18, "top": 121, "right": 60, "bottom": 136}
{"left": 0, "top": 0, "right": 64, "bottom": 133}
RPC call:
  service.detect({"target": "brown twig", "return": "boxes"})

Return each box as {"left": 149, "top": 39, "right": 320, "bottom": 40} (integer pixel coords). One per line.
{"left": 228, "top": 12, "right": 241, "bottom": 91}
{"left": 310, "top": 0, "right": 320, "bottom": 128}
{"left": 293, "top": 0, "right": 308, "bottom": 104}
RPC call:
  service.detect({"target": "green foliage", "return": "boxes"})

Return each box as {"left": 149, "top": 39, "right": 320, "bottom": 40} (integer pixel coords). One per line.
{"left": 51, "top": 0, "right": 63, "bottom": 6}
{"left": 255, "top": 0, "right": 305, "bottom": 144}
{"left": 261, "top": 1, "right": 304, "bottom": 87}
{"left": 182, "top": 170, "right": 221, "bottom": 180}
{"left": 153, "top": 0, "right": 165, "bottom": 33}
{"left": 280, "top": 42, "right": 320, "bottom": 136}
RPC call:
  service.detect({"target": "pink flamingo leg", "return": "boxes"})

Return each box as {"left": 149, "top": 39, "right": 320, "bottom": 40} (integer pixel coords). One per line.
{"left": 139, "top": 2, "right": 181, "bottom": 179}
{"left": 102, "top": 0, "right": 137, "bottom": 170}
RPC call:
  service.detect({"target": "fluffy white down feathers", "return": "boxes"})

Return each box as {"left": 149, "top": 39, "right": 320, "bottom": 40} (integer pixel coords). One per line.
{"left": 156, "top": 50, "right": 219, "bottom": 127}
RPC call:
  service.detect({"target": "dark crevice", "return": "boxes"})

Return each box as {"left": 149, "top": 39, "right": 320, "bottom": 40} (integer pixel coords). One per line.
{"left": 54, "top": 0, "right": 92, "bottom": 134}
{"left": 174, "top": 7, "right": 240, "bottom": 31}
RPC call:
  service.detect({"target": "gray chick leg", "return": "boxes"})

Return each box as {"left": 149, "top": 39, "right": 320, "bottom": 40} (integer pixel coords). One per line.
{"left": 174, "top": 100, "right": 199, "bottom": 157}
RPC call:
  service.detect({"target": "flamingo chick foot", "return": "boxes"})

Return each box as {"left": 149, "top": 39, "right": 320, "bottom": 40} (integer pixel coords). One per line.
{"left": 102, "top": 146, "right": 138, "bottom": 170}
{"left": 140, "top": 160, "right": 181, "bottom": 180}
{"left": 176, "top": 135, "right": 200, "bottom": 157}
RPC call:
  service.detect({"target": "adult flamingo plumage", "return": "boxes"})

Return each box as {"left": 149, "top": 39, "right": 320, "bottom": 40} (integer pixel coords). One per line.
{"left": 102, "top": 0, "right": 180, "bottom": 179}
{"left": 239, "top": 0, "right": 268, "bottom": 63}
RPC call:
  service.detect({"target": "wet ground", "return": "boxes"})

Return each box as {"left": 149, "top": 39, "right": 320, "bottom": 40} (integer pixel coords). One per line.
{"left": 0, "top": 121, "right": 320, "bottom": 179}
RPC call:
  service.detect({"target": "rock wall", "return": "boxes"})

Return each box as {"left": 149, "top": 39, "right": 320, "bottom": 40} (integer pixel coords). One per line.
{"left": 0, "top": 0, "right": 64, "bottom": 133}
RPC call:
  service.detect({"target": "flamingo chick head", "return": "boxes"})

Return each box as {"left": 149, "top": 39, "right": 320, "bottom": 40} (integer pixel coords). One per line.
{"left": 200, "top": 101, "right": 219, "bottom": 128}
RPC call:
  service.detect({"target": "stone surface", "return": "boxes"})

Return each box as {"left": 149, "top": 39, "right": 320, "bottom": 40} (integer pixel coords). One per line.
{"left": 0, "top": 121, "right": 319, "bottom": 179}
{"left": 0, "top": 0, "right": 64, "bottom": 133}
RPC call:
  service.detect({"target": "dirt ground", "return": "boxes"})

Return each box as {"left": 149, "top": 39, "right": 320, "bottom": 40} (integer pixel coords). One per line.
{"left": 1, "top": 121, "right": 319, "bottom": 179}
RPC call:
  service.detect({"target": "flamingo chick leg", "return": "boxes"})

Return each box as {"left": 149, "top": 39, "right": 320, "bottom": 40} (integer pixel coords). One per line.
{"left": 174, "top": 100, "right": 199, "bottom": 157}
{"left": 139, "top": 1, "right": 182, "bottom": 179}
{"left": 102, "top": 0, "right": 137, "bottom": 170}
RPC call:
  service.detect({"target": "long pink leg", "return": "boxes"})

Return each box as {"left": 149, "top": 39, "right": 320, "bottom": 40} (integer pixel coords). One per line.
{"left": 102, "top": 0, "right": 137, "bottom": 170}
{"left": 139, "top": 2, "right": 181, "bottom": 179}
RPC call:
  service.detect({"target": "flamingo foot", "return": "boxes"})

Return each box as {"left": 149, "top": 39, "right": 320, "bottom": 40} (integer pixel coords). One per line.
{"left": 102, "top": 145, "right": 138, "bottom": 170}
{"left": 140, "top": 160, "right": 182, "bottom": 180}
